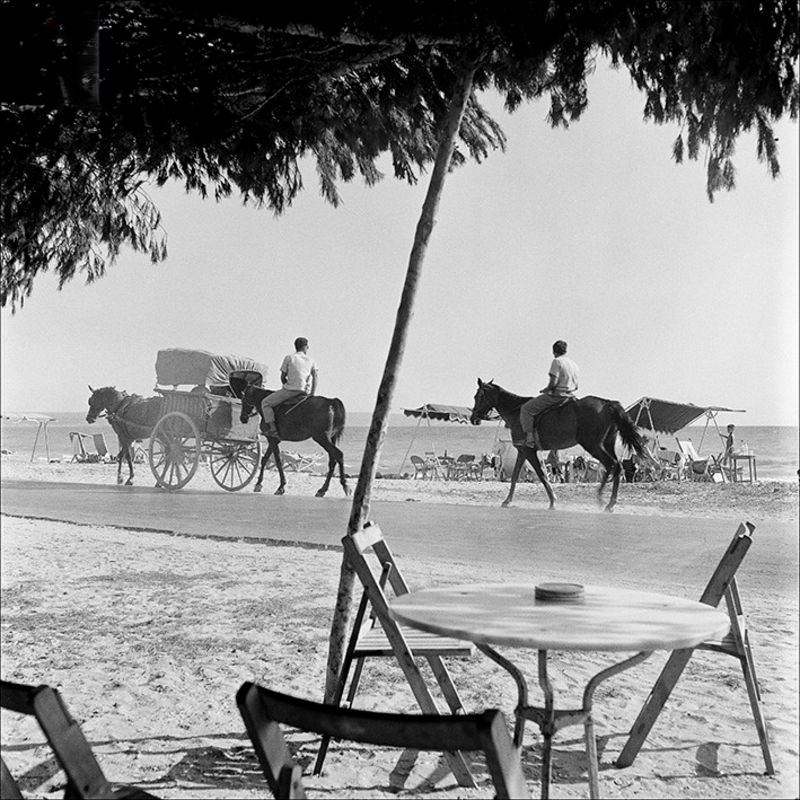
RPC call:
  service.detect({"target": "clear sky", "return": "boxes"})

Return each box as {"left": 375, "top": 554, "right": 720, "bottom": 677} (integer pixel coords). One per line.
{"left": 2, "top": 58, "right": 798, "bottom": 425}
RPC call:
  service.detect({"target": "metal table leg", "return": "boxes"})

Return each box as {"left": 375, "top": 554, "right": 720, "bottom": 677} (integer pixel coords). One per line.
{"left": 478, "top": 644, "right": 652, "bottom": 799}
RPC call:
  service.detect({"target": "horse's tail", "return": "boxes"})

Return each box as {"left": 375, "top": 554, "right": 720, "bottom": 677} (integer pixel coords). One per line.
{"left": 609, "top": 401, "right": 647, "bottom": 457}
{"left": 329, "top": 398, "right": 346, "bottom": 445}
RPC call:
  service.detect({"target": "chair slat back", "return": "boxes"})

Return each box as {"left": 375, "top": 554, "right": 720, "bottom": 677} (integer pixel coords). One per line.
{"left": 1, "top": 680, "right": 158, "bottom": 799}
{"left": 1, "top": 680, "right": 110, "bottom": 798}
{"left": 347, "top": 524, "right": 411, "bottom": 599}
{"left": 237, "top": 682, "right": 528, "bottom": 799}
{"left": 698, "top": 522, "right": 754, "bottom": 607}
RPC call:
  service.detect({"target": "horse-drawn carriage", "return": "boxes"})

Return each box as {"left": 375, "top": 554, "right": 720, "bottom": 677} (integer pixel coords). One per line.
{"left": 148, "top": 348, "right": 266, "bottom": 491}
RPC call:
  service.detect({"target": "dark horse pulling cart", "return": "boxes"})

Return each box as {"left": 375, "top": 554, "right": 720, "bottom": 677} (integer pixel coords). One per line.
{"left": 148, "top": 348, "right": 267, "bottom": 491}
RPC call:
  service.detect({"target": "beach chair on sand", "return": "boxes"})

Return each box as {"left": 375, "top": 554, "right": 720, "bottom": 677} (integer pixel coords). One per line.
{"left": 313, "top": 522, "right": 475, "bottom": 785}
{"left": 93, "top": 433, "right": 113, "bottom": 462}
{"left": 409, "top": 454, "right": 432, "bottom": 479}
{"left": 238, "top": 681, "right": 528, "bottom": 799}
{"left": 675, "top": 438, "right": 716, "bottom": 481}
{"left": 281, "top": 451, "right": 320, "bottom": 473}
{"left": 655, "top": 448, "right": 683, "bottom": 480}
{"left": 70, "top": 432, "right": 101, "bottom": 463}
{"left": 616, "top": 522, "right": 774, "bottom": 774}
{"left": 0, "top": 680, "right": 158, "bottom": 798}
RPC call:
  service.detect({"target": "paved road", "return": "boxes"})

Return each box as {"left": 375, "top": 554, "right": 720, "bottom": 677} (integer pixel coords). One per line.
{"left": 2, "top": 479, "right": 796, "bottom": 597}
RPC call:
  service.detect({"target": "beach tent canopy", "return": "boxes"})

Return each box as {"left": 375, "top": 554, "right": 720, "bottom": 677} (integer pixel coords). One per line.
{"left": 403, "top": 403, "right": 499, "bottom": 424}
{"left": 1, "top": 412, "right": 57, "bottom": 462}
{"left": 626, "top": 397, "right": 745, "bottom": 435}
{"left": 155, "top": 348, "right": 267, "bottom": 389}
{"left": 1, "top": 413, "right": 56, "bottom": 424}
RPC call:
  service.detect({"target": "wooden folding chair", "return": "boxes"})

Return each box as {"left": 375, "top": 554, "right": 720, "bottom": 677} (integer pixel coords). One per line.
{"left": 0, "top": 680, "right": 158, "bottom": 799}
{"left": 237, "top": 681, "right": 529, "bottom": 799}
{"left": 616, "top": 522, "right": 774, "bottom": 774}
{"left": 313, "top": 522, "right": 475, "bottom": 785}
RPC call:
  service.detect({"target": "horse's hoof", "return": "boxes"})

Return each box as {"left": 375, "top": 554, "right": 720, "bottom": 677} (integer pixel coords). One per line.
{"left": 315, "top": 489, "right": 326, "bottom": 498}
{"left": 342, "top": 486, "right": 351, "bottom": 497}
{"left": 253, "top": 484, "right": 262, "bottom": 493}
{"left": 501, "top": 500, "right": 511, "bottom": 508}
{"left": 125, "top": 480, "right": 133, "bottom": 486}
{"left": 274, "top": 487, "right": 285, "bottom": 496}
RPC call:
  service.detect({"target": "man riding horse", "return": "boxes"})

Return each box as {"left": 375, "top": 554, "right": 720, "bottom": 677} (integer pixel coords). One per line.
{"left": 260, "top": 337, "right": 318, "bottom": 439}
{"left": 520, "top": 339, "right": 579, "bottom": 449}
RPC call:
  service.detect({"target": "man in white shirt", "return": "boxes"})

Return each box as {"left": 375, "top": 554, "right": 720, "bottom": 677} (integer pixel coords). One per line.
{"left": 520, "top": 340, "right": 579, "bottom": 449}
{"left": 260, "top": 337, "right": 318, "bottom": 438}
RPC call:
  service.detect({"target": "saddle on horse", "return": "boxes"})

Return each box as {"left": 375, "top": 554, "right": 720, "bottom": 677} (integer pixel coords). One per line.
{"left": 523, "top": 395, "right": 577, "bottom": 449}
{"left": 260, "top": 393, "right": 309, "bottom": 439}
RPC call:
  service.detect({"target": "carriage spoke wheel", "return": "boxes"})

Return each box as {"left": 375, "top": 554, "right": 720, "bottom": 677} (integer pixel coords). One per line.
{"left": 209, "top": 439, "right": 261, "bottom": 492}
{"left": 149, "top": 412, "right": 200, "bottom": 490}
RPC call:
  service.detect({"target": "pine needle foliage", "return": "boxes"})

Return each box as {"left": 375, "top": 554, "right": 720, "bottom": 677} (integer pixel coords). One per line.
{"left": 1, "top": 0, "right": 797, "bottom": 309}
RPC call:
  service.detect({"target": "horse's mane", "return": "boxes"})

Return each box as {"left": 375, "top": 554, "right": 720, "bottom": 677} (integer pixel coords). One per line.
{"left": 483, "top": 381, "right": 531, "bottom": 408}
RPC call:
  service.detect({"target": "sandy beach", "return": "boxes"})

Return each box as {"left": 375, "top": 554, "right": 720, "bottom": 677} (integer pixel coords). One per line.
{"left": 1, "top": 454, "right": 798, "bottom": 798}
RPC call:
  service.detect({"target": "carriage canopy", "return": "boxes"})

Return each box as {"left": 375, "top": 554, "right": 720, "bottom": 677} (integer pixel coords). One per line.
{"left": 155, "top": 348, "right": 267, "bottom": 389}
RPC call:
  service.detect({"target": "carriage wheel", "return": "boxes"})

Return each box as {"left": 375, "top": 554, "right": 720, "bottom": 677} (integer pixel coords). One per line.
{"left": 149, "top": 412, "right": 201, "bottom": 491}
{"left": 209, "top": 439, "right": 261, "bottom": 492}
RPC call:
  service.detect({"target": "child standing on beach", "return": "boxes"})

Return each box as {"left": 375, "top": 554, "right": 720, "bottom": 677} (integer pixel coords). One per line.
{"left": 720, "top": 424, "right": 736, "bottom": 463}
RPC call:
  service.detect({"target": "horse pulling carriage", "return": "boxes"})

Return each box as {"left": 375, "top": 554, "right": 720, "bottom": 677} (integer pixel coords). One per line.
{"left": 148, "top": 348, "right": 266, "bottom": 491}
{"left": 87, "top": 347, "right": 348, "bottom": 495}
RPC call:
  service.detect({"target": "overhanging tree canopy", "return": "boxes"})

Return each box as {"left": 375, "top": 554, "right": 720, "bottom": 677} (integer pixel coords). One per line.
{"left": 2, "top": 0, "right": 797, "bottom": 713}
{"left": 1, "top": 1, "right": 797, "bottom": 309}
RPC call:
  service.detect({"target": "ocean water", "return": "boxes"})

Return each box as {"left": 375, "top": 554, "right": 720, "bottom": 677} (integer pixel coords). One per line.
{"left": 2, "top": 411, "right": 798, "bottom": 483}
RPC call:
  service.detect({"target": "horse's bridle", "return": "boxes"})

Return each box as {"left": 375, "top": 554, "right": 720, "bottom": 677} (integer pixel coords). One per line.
{"left": 88, "top": 391, "right": 128, "bottom": 424}
{"left": 471, "top": 385, "right": 496, "bottom": 423}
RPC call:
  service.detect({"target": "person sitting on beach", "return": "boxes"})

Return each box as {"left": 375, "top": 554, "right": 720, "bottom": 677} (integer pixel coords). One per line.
{"left": 260, "top": 337, "right": 318, "bottom": 439}
{"left": 546, "top": 449, "right": 564, "bottom": 482}
{"left": 719, "top": 424, "right": 736, "bottom": 464}
{"left": 520, "top": 340, "right": 579, "bottom": 449}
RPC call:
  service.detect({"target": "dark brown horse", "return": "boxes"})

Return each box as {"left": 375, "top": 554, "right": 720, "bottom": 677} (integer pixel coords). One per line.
{"left": 86, "top": 386, "right": 163, "bottom": 485}
{"left": 239, "top": 385, "right": 349, "bottom": 497}
{"left": 470, "top": 379, "right": 646, "bottom": 511}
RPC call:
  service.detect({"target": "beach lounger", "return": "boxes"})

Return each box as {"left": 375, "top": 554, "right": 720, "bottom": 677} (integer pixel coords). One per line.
{"left": 93, "top": 433, "right": 113, "bottom": 462}
{"left": 69, "top": 431, "right": 101, "bottom": 463}
{"left": 281, "top": 451, "right": 320, "bottom": 473}
{"left": 238, "top": 681, "right": 528, "bottom": 798}
{"left": 655, "top": 448, "right": 683, "bottom": 480}
{"left": 313, "top": 522, "right": 475, "bottom": 785}
{"left": 675, "top": 438, "right": 716, "bottom": 481}
{"left": 0, "top": 680, "right": 158, "bottom": 798}
{"left": 616, "top": 522, "right": 773, "bottom": 774}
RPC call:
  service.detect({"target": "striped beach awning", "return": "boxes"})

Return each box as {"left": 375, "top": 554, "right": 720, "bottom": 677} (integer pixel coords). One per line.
{"left": 403, "top": 403, "right": 499, "bottom": 424}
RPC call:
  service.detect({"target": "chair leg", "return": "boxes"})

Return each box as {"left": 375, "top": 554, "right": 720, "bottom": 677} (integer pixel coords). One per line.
{"left": 425, "top": 655, "right": 467, "bottom": 715}
{"left": 615, "top": 649, "right": 693, "bottom": 768}
{"left": 738, "top": 638, "right": 775, "bottom": 774}
{"left": 313, "top": 646, "right": 363, "bottom": 775}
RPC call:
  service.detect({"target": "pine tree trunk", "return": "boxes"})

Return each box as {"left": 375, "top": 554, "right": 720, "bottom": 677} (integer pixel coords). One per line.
{"left": 324, "top": 64, "right": 477, "bottom": 702}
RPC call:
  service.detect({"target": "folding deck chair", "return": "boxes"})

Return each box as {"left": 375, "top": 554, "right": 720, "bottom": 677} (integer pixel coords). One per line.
{"left": 675, "top": 438, "right": 723, "bottom": 482}
{"left": 616, "top": 522, "right": 773, "bottom": 774}
{"left": 93, "top": 433, "right": 112, "bottom": 462}
{"left": 69, "top": 432, "right": 101, "bottom": 463}
{"left": 0, "top": 680, "right": 158, "bottom": 798}
{"left": 313, "top": 522, "right": 476, "bottom": 786}
{"left": 238, "top": 681, "right": 529, "bottom": 799}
